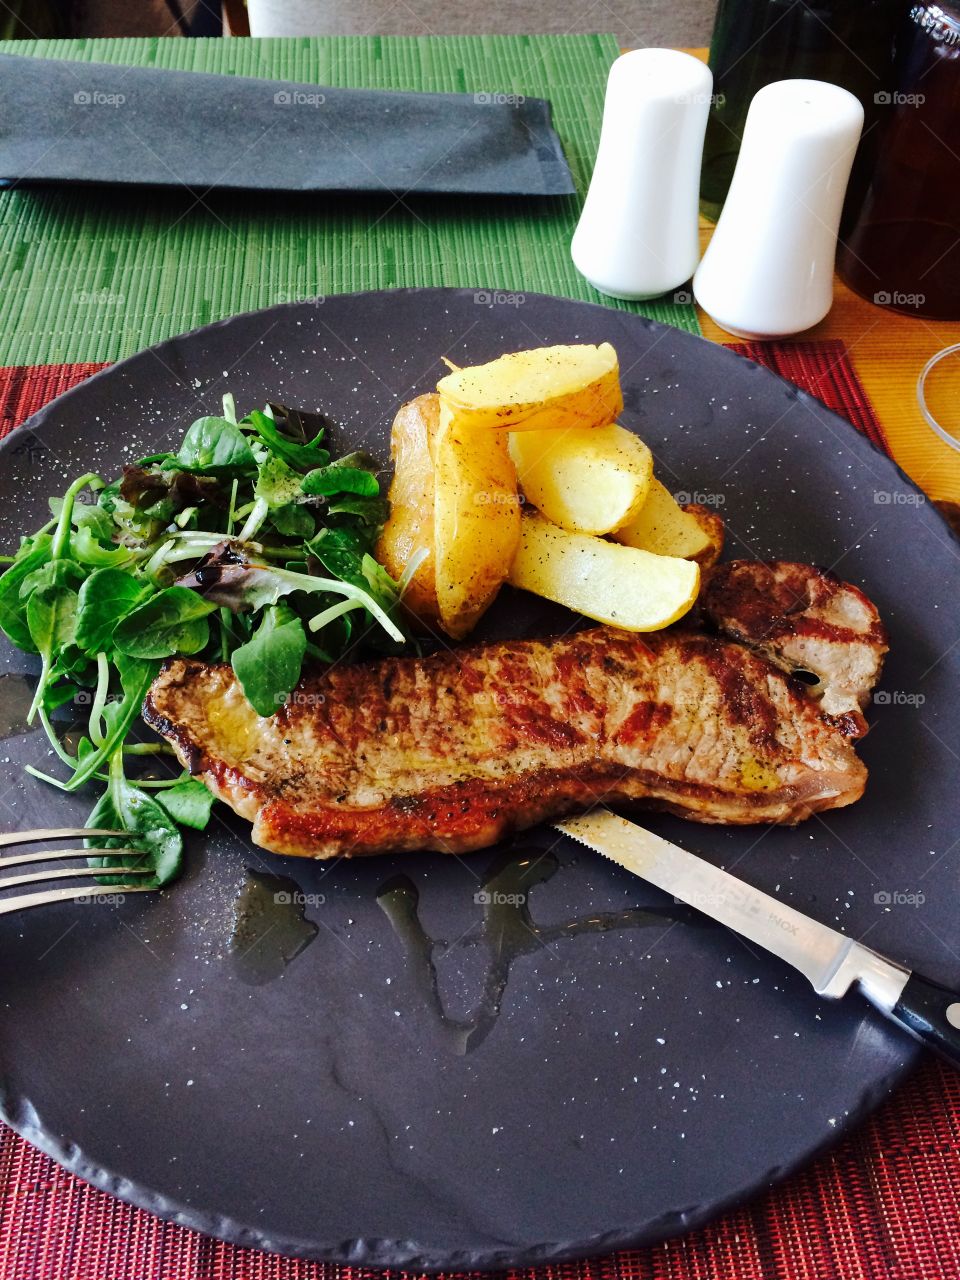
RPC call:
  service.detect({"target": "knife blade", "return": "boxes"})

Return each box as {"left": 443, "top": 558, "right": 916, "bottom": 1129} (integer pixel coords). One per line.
{"left": 555, "top": 810, "right": 960, "bottom": 1068}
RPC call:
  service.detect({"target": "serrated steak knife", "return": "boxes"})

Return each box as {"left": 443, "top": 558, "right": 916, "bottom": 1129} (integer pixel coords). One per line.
{"left": 556, "top": 811, "right": 960, "bottom": 1067}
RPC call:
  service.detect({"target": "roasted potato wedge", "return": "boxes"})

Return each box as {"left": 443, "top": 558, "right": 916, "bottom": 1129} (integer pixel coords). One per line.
{"left": 375, "top": 394, "right": 442, "bottom": 628}
{"left": 613, "top": 478, "right": 724, "bottom": 566}
{"left": 434, "top": 403, "right": 521, "bottom": 640}
{"left": 508, "top": 513, "right": 699, "bottom": 631}
{"left": 683, "top": 503, "right": 725, "bottom": 569}
{"left": 509, "top": 423, "right": 653, "bottom": 535}
{"left": 436, "top": 343, "right": 622, "bottom": 433}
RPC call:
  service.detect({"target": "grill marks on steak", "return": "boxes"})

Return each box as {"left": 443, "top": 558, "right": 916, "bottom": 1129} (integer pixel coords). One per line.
{"left": 702, "top": 560, "right": 888, "bottom": 723}
{"left": 143, "top": 561, "right": 886, "bottom": 858}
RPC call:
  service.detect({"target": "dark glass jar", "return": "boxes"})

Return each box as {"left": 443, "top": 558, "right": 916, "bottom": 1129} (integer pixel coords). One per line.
{"left": 700, "top": 0, "right": 903, "bottom": 221}
{"left": 838, "top": 2, "right": 960, "bottom": 319}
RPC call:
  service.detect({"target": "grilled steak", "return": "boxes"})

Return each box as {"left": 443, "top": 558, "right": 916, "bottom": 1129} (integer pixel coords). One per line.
{"left": 143, "top": 560, "right": 887, "bottom": 859}
{"left": 701, "top": 560, "right": 887, "bottom": 720}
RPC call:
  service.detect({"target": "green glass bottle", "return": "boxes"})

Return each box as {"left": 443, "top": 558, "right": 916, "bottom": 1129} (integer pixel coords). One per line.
{"left": 838, "top": 1, "right": 960, "bottom": 319}
{"left": 700, "top": 0, "right": 904, "bottom": 221}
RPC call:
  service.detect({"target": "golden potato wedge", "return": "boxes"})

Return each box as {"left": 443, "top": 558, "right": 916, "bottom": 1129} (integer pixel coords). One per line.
{"left": 375, "top": 393, "right": 442, "bottom": 628}
{"left": 436, "top": 343, "right": 622, "bottom": 433}
{"left": 683, "top": 502, "right": 725, "bottom": 569}
{"left": 508, "top": 513, "right": 699, "bottom": 631}
{"left": 613, "top": 478, "right": 722, "bottom": 563}
{"left": 509, "top": 423, "right": 653, "bottom": 535}
{"left": 434, "top": 402, "right": 521, "bottom": 639}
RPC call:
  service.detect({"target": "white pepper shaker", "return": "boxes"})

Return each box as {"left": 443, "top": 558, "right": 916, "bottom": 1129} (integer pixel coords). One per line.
{"left": 571, "top": 49, "right": 714, "bottom": 301}
{"left": 693, "top": 79, "right": 864, "bottom": 339}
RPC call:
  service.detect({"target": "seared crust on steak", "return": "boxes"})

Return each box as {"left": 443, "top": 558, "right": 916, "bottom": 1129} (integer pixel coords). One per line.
{"left": 702, "top": 561, "right": 888, "bottom": 723}
{"left": 143, "top": 562, "right": 885, "bottom": 858}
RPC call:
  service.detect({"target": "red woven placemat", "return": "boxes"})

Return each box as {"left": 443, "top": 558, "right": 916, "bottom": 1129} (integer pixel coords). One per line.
{"left": 1, "top": 347, "right": 958, "bottom": 1280}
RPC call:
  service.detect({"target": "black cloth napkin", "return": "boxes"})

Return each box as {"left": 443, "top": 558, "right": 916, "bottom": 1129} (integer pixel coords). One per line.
{"left": 0, "top": 53, "right": 575, "bottom": 196}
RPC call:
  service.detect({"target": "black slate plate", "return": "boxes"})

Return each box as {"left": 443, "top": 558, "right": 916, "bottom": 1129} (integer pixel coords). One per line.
{"left": 0, "top": 288, "right": 957, "bottom": 1270}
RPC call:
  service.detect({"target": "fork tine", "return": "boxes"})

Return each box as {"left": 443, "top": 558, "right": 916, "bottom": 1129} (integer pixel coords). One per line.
{"left": 0, "top": 885, "right": 153, "bottom": 916}
{"left": 0, "top": 828, "right": 127, "bottom": 849}
{"left": 0, "top": 847, "right": 146, "bottom": 871}
{"left": 0, "top": 866, "right": 154, "bottom": 893}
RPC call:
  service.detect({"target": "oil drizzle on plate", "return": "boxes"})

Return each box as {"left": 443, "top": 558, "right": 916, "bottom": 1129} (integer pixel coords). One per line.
{"left": 229, "top": 869, "right": 319, "bottom": 985}
{"left": 377, "top": 848, "right": 702, "bottom": 1055}
{"left": 0, "top": 674, "right": 36, "bottom": 740}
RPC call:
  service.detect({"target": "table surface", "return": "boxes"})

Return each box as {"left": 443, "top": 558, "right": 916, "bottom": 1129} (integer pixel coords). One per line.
{"left": 700, "top": 219, "right": 960, "bottom": 506}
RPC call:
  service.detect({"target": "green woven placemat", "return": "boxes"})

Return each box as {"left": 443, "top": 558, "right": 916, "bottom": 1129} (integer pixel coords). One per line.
{"left": 0, "top": 35, "right": 700, "bottom": 366}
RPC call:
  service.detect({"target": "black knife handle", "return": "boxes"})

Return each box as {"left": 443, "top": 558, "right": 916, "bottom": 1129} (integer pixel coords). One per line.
{"left": 887, "top": 972, "right": 960, "bottom": 1068}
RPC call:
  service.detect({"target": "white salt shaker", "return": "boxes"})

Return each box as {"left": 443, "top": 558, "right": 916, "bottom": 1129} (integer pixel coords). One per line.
{"left": 693, "top": 79, "right": 863, "bottom": 339}
{"left": 571, "top": 49, "right": 713, "bottom": 301}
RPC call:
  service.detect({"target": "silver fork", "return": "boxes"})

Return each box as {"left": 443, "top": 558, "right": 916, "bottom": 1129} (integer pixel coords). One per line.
{"left": 0, "top": 828, "right": 155, "bottom": 915}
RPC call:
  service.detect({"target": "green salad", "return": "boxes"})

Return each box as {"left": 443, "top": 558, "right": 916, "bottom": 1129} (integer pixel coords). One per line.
{"left": 0, "top": 395, "right": 418, "bottom": 886}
